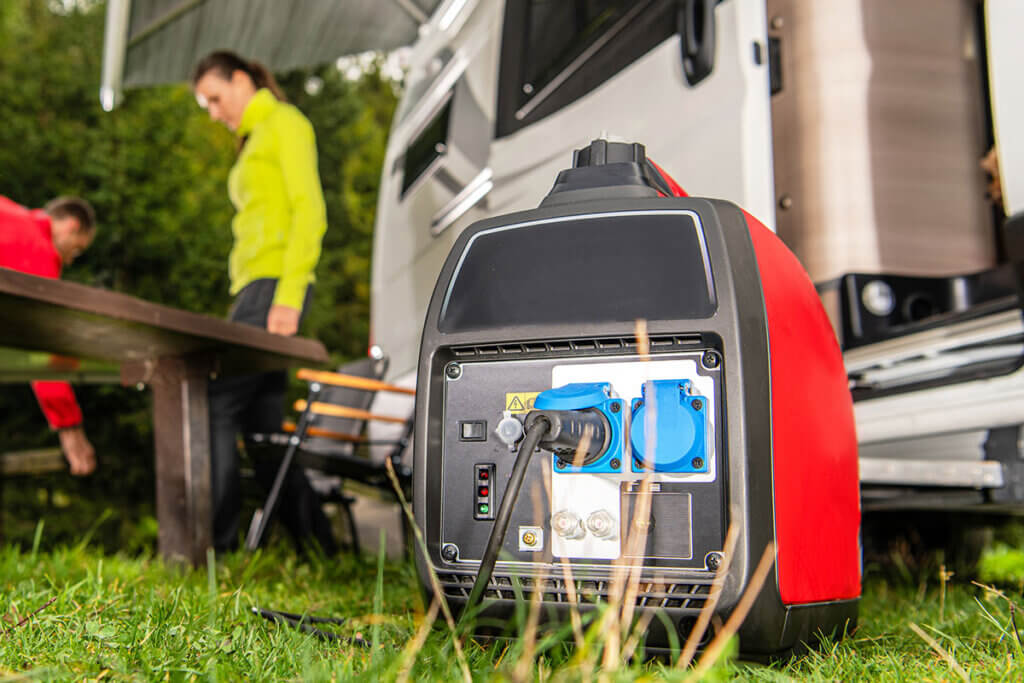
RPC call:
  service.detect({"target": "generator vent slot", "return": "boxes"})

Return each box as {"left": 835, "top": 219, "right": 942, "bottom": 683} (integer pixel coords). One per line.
{"left": 437, "top": 572, "right": 712, "bottom": 610}
{"left": 448, "top": 334, "right": 702, "bottom": 359}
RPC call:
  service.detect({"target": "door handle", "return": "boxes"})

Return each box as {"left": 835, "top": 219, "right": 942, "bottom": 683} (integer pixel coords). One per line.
{"left": 679, "top": 0, "right": 716, "bottom": 85}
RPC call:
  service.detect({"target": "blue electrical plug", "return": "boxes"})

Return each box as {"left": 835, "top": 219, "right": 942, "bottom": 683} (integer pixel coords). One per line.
{"left": 531, "top": 382, "right": 625, "bottom": 473}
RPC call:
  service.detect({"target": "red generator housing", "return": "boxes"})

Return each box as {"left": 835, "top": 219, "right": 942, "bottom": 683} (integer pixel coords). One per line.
{"left": 413, "top": 140, "right": 860, "bottom": 656}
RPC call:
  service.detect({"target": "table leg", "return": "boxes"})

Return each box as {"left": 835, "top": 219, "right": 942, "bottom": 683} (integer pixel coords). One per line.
{"left": 132, "top": 356, "right": 213, "bottom": 565}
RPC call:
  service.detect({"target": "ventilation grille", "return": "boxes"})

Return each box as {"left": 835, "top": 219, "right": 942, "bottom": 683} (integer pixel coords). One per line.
{"left": 450, "top": 335, "right": 702, "bottom": 359}
{"left": 437, "top": 572, "right": 712, "bottom": 610}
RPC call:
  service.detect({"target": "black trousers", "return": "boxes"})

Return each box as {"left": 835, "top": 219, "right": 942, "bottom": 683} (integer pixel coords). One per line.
{"left": 208, "top": 279, "right": 336, "bottom": 554}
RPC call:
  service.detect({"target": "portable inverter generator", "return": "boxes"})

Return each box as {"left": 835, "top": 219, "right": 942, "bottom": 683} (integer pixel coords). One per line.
{"left": 412, "top": 140, "right": 861, "bottom": 657}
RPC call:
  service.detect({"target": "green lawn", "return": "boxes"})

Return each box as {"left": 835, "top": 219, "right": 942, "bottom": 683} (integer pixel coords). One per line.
{"left": 2, "top": 528, "right": 1024, "bottom": 681}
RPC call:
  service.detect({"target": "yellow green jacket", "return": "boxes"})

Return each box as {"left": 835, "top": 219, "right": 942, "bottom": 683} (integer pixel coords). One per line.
{"left": 228, "top": 88, "right": 327, "bottom": 310}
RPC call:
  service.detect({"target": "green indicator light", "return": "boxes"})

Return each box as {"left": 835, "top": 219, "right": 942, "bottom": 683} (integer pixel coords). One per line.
{"left": 479, "top": 504, "right": 490, "bottom": 514}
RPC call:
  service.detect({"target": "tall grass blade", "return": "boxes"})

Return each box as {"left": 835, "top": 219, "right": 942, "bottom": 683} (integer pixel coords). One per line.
{"left": 72, "top": 508, "right": 113, "bottom": 554}
{"left": 908, "top": 622, "right": 970, "bottom": 682}
{"left": 206, "top": 547, "right": 218, "bottom": 683}
{"left": 691, "top": 541, "right": 776, "bottom": 678}
{"left": 395, "top": 598, "right": 441, "bottom": 683}
{"left": 677, "top": 521, "right": 740, "bottom": 668}
{"left": 372, "top": 528, "right": 387, "bottom": 658}
{"left": 29, "top": 520, "right": 43, "bottom": 561}
{"left": 385, "top": 458, "right": 473, "bottom": 683}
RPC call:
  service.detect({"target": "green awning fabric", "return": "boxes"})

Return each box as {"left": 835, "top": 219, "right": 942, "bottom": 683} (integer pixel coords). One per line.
{"left": 109, "top": 0, "right": 441, "bottom": 91}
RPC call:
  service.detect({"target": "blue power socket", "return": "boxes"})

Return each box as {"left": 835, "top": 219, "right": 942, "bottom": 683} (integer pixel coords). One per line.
{"left": 630, "top": 380, "right": 708, "bottom": 473}
{"left": 535, "top": 383, "right": 626, "bottom": 473}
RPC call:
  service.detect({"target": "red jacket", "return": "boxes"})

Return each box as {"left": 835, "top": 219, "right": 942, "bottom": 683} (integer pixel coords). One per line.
{"left": 0, "top": 196, "right": 84, "bottom": 429}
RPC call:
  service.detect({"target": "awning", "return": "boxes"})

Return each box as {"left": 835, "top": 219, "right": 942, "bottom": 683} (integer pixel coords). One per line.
{"left": 101, "top": 0, "right": 444, "bottom": 110}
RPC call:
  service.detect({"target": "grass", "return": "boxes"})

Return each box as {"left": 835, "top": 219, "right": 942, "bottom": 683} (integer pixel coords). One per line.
{"left": 2, "top": 526, "right": 1024, "bottom": 681}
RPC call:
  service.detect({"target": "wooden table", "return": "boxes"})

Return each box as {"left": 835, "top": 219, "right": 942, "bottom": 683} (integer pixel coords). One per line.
{"left": 0, "top": 267, "right": 329, "bottom": 564}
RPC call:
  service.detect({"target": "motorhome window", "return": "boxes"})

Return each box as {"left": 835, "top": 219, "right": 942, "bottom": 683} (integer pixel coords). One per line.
{"left": 497, "top": 0, "right": 676, "bottom": 137}
{"left": 395, "top": 48, "right": 454, "bottom": 126}
{"left": 401, "top": 98, "right": 453, "bottom": 197}
{"left": 439, "top": 213, "right": 716, "bottom": 332}
{"left": 522, "top": 1, "right": 630, "bottom": 99}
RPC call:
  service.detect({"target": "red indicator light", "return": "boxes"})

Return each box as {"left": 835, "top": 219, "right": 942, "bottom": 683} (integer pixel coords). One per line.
{"left": 478, "top": 486, "right": 489, "bottom": 497}
{"left": 479, "top": 470, "right": 489, "bottom": 480}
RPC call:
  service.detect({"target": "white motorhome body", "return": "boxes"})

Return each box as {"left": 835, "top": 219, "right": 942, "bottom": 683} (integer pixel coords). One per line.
{"left": 372, "top": 0, "right": 1024, "bottom": 506}
{"left": 372, "top": 0, "right": 775, "bottom": 378}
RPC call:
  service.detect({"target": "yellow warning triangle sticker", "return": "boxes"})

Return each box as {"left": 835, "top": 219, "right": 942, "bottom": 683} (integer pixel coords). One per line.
{"left": 505, "top": 391, "right": 540, "bottom": 414}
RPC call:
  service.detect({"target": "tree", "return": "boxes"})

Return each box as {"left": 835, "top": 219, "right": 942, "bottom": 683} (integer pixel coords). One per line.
{"left": 0, "top": 0, "right": 398, "bottom": 550}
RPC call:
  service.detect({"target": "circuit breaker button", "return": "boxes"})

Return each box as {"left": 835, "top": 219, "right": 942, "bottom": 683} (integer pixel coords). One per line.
{"left": 460, "top": 421, "right": 487, "bottom": 441}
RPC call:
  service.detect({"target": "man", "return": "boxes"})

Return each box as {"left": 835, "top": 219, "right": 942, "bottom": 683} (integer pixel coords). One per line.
{"left": 0, "top": 195, "right": 97, "bottom": 476}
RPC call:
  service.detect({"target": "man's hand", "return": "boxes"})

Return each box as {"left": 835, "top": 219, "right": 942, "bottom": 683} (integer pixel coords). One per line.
{"left": 58, "top": 426, "right": 96, "bottom": 476}
{"left": 267, "top": 304, "right": 301, "bottom": 336}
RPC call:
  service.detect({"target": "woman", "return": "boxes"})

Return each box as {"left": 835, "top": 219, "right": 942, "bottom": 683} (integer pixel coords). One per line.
{"left": 192, "top": 51, "right": 334, "bottom": 554}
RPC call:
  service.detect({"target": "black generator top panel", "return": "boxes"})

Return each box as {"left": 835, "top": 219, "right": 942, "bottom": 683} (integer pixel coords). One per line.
{"left": 439, "top": 211, "right": 718, "bottom": 333}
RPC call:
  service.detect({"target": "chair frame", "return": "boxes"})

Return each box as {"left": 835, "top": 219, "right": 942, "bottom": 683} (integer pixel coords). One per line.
{"left": 243, "top": 368, "right": 414, "bottom": 552}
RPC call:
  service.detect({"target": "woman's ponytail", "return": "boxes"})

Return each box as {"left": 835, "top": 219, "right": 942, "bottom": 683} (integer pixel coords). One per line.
{"left": 246, "top": 60, "right": 287, "bottom": 102}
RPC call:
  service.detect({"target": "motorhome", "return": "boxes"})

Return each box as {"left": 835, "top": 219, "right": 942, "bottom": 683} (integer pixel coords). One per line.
{"left": 368, "top": 0, "right": 1024, "bottom": 522}
{"left": 100, "top": 0, "right": 1024, "bottom": 521}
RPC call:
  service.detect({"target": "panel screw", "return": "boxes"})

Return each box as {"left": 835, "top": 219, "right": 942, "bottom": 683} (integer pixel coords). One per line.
{"left": 610, "top": 458, "right": 621, "bottom": 470}
{"left": 691, "top": 399, "right": 703, "bottom": 411}
{"left": 691, "top": 457, "right": 705, "bottom": 469}
{"left": 522, "top": 531, "right": 537, "bottom": 547}
{"left": 778, "top": 194, "right": 793, "bottom": 210}
{"left": 441, "top": 544, "right": 458, "bottom": 562}
{"left": 610, "top": 401, "right": 621, "bottom": 413}
{"left": 445, "top": 363, "right": 462, "bottom": 380}
{"left": 770, "top": 15, "right": 784, "bottom": 30}
{"left": 706, "top": 552, "right": 723, "bottom": 570}
{"left": 701, "top": 351, "right": 720, "bottom": 369}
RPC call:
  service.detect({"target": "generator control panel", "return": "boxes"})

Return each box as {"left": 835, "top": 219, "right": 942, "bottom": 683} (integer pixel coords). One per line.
{"left": 437, "top": 350, "right": 725, "bottom": 571}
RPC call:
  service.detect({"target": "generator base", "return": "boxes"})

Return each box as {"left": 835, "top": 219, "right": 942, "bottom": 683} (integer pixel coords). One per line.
{"left": 443, "top": 586, "right": 859, "bottom": 660}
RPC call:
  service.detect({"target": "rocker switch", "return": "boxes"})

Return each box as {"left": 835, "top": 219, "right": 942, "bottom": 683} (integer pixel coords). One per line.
{"left": 460, "top": 421, "right": 487, "bottom": 441}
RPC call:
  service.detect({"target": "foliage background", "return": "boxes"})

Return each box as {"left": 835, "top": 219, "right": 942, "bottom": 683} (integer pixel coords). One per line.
{"left": 0, "top": 0, "right": 398, "bottom": 550}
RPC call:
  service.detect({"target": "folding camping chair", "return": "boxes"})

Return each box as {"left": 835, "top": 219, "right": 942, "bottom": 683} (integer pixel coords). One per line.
{"left": 243, "top": 356, "right": 415, "bottom": 553}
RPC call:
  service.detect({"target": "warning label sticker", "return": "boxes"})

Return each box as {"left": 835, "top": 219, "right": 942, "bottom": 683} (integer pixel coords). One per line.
{"left": 505, "top": 392, "right": 540, "bottom": 414}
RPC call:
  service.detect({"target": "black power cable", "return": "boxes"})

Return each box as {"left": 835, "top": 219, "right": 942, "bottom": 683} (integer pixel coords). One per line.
{"left": 463, "top": 415, "right": 552, "bottom": 615}
{"left": 252, "top": 606, "right": 369, "bottom": 646}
